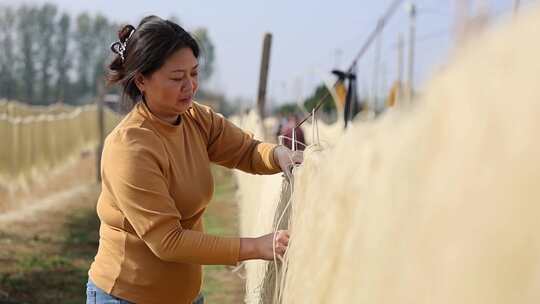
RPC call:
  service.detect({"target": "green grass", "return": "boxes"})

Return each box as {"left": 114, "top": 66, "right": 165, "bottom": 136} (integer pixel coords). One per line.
{"left": 201, "top": 166, "right": 244, "bottom": 303}
{"left": 0, "top": 208, "right": 99, "bottom": 303}
{"left": 204, "top": 185, "right": 236, "bottom": 236}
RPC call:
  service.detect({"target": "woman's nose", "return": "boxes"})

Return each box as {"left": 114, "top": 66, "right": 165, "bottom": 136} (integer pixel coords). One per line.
{"left": 180, "top": 78, "right": 193, "bottom": 93}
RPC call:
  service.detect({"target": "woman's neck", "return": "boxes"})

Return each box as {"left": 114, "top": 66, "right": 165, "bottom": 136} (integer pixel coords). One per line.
{"left": 143, "top": 99, "right": 181, "bottom": 125}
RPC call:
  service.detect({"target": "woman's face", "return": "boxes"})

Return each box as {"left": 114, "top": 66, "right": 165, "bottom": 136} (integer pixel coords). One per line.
{"left": 136, "top": 47, "right": 199, "bottom": 123}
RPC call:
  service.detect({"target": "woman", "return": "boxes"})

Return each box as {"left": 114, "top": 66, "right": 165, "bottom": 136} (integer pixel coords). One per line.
{"left": 87, "top": 16, "right": 301, "bottom": 304}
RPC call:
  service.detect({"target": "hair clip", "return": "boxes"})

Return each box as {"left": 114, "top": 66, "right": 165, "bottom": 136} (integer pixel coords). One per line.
{"left": 110, "top": 29, "right": 135, "bottom": 62}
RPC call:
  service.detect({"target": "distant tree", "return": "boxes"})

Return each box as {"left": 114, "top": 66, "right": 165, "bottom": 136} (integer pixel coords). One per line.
{"left": 73, "top": 12, "right": 93, "bottom": 102}
{"left": 275, "top": 103, "right": 299, "bottom": 115}
{"left": 91, "top": 14, "right": 116, "bottom": 95}
{"left": 18, "top": 6, "right": 39, "bottom": 104}
{"left": 0, "top": 6, "right": 17, "bottom": 100}
{"left": 192, "top": 28, "right": 215, "bottom": 85}
{"left": 54, "top": 12, "right": 71, "bottom": 103}
{"left": 0, "top": 5, "right": 218, "bottom": 106}
{"left": 303, "top": 83, "right": 336, "bottom": 114}
{"left": 37, "top": 3, "right": 58, "bottom": 104}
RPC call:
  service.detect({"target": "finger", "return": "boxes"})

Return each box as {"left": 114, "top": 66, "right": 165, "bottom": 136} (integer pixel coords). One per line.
{"left": 275, "top": 245, "right": 286, "bottom": 256}
{"left": 272, "top": 245, "right": 281, "bottom": 256}
{"left": 276, "top": 230, "right": 289, "bottom": 238}
{"left": 275, "top": 233, "right": 289, "bottom": 243}
{"left": 276, "top": 239, "right": 288, "bottom": 248}
{"left": 276, "top": 234, "right": 290, "bottom": 247}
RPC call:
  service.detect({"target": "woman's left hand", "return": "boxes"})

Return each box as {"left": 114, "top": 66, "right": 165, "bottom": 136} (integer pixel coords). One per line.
{"left": 273, "top": 145, "right": 303, "bottom": 175}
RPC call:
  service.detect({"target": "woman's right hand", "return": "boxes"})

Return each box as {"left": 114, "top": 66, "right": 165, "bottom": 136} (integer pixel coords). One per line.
{"left": 239, "top": 230, "right": 290, "bottom": 261}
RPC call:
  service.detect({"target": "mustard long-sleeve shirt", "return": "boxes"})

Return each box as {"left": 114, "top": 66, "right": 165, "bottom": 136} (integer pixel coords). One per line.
{"left": 88, "top": 101, "right": 280, "bottom": 304}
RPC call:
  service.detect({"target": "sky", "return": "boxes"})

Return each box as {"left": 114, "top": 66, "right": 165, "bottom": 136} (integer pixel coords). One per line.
{"left": 0, "top": 0, "right": 536, "bottom": 107}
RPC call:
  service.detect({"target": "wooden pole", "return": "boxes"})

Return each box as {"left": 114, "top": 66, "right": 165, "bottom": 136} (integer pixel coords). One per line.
{"left": 372, "top": 19, "right": 383, "bottom": 112}
{"left": 95, "top": 79, "right": 106, "bottom": 183}
{"left": 256, "top": 33, "right": 273, "bottom": 129}
{"left": 407, "top": 3, "right": 417, "bottom": 102}
{"left": 514, "top": 0, "right": 521, "bottom": 15}
{"left": 397, "top": 33, "right": 404, "bottom": 85}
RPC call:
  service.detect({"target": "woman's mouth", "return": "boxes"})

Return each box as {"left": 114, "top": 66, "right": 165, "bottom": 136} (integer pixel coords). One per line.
{"left": 178, "top": 96, "right": 192, "bottom": 103}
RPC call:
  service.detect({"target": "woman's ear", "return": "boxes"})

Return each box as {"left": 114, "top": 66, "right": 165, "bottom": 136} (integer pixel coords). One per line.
{"left": 134, "top": 73, "right": 146, "bottom": 93}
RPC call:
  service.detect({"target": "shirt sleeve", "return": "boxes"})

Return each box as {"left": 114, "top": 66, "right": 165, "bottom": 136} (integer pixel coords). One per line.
{"left": 193, "top": 104, "right": 281, "bottom": 174}
{"left": 102, "top": 127, "right": 240, "bottom": 265}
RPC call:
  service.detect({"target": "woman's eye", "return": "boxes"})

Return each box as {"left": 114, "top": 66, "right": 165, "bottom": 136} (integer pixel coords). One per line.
{"left": 171, "top": 78, "right": 183, "bottom": 82}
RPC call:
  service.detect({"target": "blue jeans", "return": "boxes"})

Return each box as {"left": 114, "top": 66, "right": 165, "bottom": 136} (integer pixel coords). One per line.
{"left": 86, "top": 280, "right": 204, "bottom": 304}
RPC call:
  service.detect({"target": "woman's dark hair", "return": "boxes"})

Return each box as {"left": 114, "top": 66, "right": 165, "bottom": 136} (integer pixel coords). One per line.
{"left": 108, "top": 15, "right": 200, "bottom": 111}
